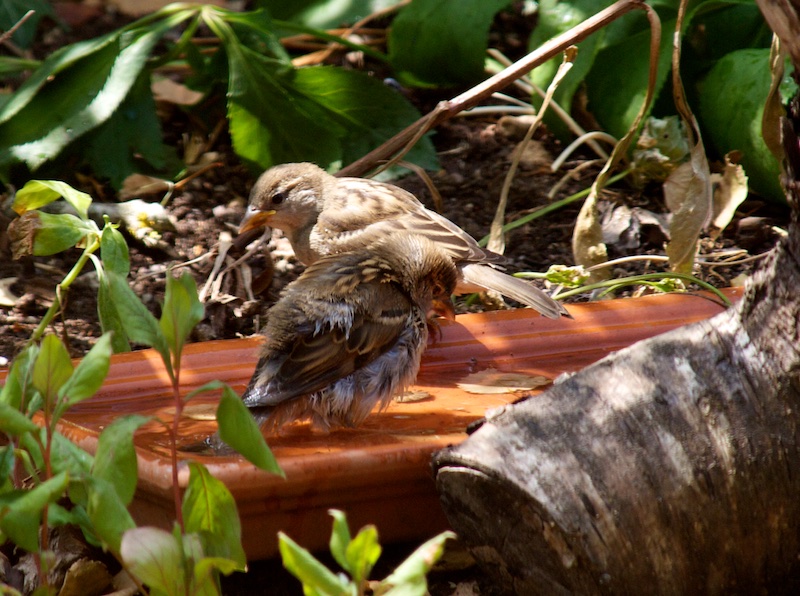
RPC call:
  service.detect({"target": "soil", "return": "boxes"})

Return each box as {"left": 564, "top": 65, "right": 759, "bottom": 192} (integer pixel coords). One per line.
{"left": 0, "top": 3, "right": 789, "bottom": 595}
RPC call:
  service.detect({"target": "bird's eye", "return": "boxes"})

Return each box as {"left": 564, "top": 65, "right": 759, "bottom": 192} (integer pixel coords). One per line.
{"left": 271, "top": 192, "right": 286, "bottom": 205}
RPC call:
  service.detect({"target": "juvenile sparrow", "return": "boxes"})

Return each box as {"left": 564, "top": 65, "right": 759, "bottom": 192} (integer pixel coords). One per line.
{"left": 240, "top": 162, "right": 569, "bottom": 319}
{"left": 241, "top": 233, "right": 458, "bottom": 432}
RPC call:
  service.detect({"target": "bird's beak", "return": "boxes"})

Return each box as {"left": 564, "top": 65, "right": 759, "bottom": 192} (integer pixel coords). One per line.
{"left": 239, "top": 207, "right": 276, "bottom": 234}
{"left": 431, "top": 298, "right": 456, "bottom": 322}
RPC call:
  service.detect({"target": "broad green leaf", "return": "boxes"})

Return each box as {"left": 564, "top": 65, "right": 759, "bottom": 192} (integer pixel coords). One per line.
{"left": 182, "top": 462, "right": 247, "bottom": 570}
{"left": 105, "top": 270, "right": 170, "bottom": 367}
{"left": 56, "top": 333, "right": 113, "bottom": 411}
{"left": 93, "top": 415, "right": 150, "bottom": 506}
{"left": 291, "top": 66, "right": 437, "bottom": 170}
{"left": 0, "top": 402, "right": 38, "bottom": 435}
{"left": 381, "top": 531, "right": 455, "bottom": 596}
{"left": 160, "top": 272, "right": 204, "bottom": 360}
{"left": 97, "top": 272, "right": 132, "bottom": 354}
{"left": 13, "top": 180, "right": 92, "bottom": 220}
{"left": 0, "top": 14, "right": 186, "bottom": 172}
{"left": 78, "top": 69, "right": 175, "bottom": 189}
{"left": 86, "top": 476, "right": 136, "bottom": 553}
{"left": 389, "top": 0, "right": 512, "bottom": 86}
{"left": 279, "top": 532, "right": 351, "bottom": 596}
{"left": 328, "top": 509, "right": 352, "bottom": 572}
{"left": 699, "top": 48, "right": 783, "bottom": 201}
{"left": 121, "top": 526, "right": 186, "bottom": 594}
{"left": 0, "top": 472, "right": 69, "bottom": 552}
{"left": 216, "top": 386, "right": 283, "bottom": 476}
{"left": 8, "top": 211, "right": 95, "bottom": 259}
{"left": 32, "top": 334, "right": 73, "bottom": 410}
{"left": 345, "top": 524, "right": 381, "bottom": 584}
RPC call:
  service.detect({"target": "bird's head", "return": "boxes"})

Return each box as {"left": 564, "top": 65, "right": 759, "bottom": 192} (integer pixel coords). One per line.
{"left": 239, "top": 162, "right": 327, "bottom": 235}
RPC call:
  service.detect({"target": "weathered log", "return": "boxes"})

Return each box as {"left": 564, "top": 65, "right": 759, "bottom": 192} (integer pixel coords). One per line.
{"left": 433, "top": 2, "right": 800, "bottom": 593}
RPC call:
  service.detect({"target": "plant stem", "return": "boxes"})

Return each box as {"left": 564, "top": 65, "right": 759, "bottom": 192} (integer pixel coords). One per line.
{"left": 28, "top": 238, "right": 100, "bottom": 345}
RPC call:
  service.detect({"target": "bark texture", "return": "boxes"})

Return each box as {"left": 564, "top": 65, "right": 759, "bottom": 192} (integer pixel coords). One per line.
{"left": 433, "top": 2, "right": 800, "bottom": 593}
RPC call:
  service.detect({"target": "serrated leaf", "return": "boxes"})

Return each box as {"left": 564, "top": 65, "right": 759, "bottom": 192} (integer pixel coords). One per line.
{"left": 93, "top": 415, "right": 150, "bottom": 506}
{"left": 182, "top": 462, "right": 247, "bottom": 570}
{"left": 13, "top": 180, "right": 92, "bottom": 220}
{"left": 216, "top": 386, "right": 283, "bottom": 476}
{"left": 0, "top": 472, "right": 69, "bottom": 552}
{"left": 279, "top": 532, "right": 350, "bottom": 596}
{"left": 389, "top": 0, "right": 512, "bottom": 86}
{"left": 32, "top": 334, "right": 73, "bottom": 409}
{"left": 328, "top": 509, "right": 352, "bottom": 572}
{"left": 160, "top": 272, "right": 204, "bottom": 360}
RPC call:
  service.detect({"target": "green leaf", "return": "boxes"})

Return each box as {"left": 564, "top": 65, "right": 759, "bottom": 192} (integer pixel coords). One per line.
{"left": 32, "top": 334, "right": 73, "bottom": 410}
{"left": 97, "top": 273, "right": 132, "bottom": 354}
{"left": 0, "top": 343, "right": 38, "bottom": 410}
{"left": 9, "top": 211, "right": 95, "bottom": 259}
{"left": 389, "top": 0, "right": 513, "bottom": 86}
{"left": 13, "top": 180, "right": 92, "bottom": 220}
{"left": 0, "top": 18, "right": 178, "bottom": 172}
{"left": 279, "top": 531, "right": 351, "bottom": 596}
{"left": 92, "top": 415, "right": 150, "bottom": 506}
{"left": 56, "top": 333, "right": 113, "bottom": 413}
{"left": 380, "top": 531, "right": 455, "bottom": 596}
{"left": 105, "top": 270, "right": 170, "bottom": 367}
{"left": 50, "top": 432, "right": 94, "bottom": 478}
{"left": 100, "top": 221, "right": 130, "bottom": 276}
{"left": 121, "top": 526, "right": 186, "bottom": 594}
{"left": 328, "top": 509, "right": 352, "bottom": 572}
{"left": 160, "top": 272, "right": 204, "bottom": 361}
{"left": 345, "top": 524, "right": 381, "bottom": 584}
{"left": 699, "top": 48, "right": 783, "bottom": 201}
{"left": 216, "top": 386, "right": 283, "bottom": 476}
{"left": 0, "top": 402, "right": 38, "bottom": 435}
{"left": 0, "top": 472, "right": 69, "bottom": 552}
{"left": 78, "top": 69, "right": 175, "bottom": 189}
{"left": 86, "top": 476, "right": 136, "bottom": 553}
{"left": 182, "top": 462, "right": 247, "bottom": 570}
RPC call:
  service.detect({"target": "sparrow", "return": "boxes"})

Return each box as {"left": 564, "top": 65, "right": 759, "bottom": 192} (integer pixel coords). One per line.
{"left": 241, "top": 233, "right": 458, "bottom": 432}
{"left": 239, "top": 162, "right": 569, "bottom": 319}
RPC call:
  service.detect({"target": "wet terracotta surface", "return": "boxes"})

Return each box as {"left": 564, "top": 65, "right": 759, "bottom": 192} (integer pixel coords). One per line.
{"left": 2, "top": 289, "right": 741, "bottom": 559}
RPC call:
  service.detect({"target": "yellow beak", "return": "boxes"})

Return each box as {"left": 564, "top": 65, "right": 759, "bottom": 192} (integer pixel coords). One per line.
{"left": 238, "top": 208, "right": 276, "bottom": 234}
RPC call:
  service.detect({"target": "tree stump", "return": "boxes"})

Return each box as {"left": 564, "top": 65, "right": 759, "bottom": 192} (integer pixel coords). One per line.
{"left": 433, "top": 1, "right": 800, "bottom": 593}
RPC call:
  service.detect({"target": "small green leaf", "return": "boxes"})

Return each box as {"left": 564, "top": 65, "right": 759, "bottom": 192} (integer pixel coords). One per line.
{"left": 279, "top": 531, "right": 351, "bottom": 596}
{"left": 345, "top": 524, "right": 381, "bottom": 584}
{"left": 92, "top": 415, "right": 150, "bottom": 506}
{"left": 160, "top": 272, "right": 204, "bottom": 360}
{"left": 216, "top": 386, "right": 283, "bottom": 476}
{"left": 0, "top": 343, "right": 38, "bottom": 410}
{"left": 0, "top": 472, "right": 69, "bottom": 552}
{"left": 0, "top": 402, "right": 38, "bottom": 435}
{"left": 57, "top": 333, "right": 113, "bottom": 412}
{"left": 380, "top": 531, "right": 455, "bottom": 596}
{"left": 121, "top": 526, "right": 186, "bottom": 594}
{"left": 86, "top": 476, "right": 136, "bottom": 553}
{"left": 13, "top": 180, "right": 92, "bottom": 220}
{"left": 328, "top": 509, "right": 352, "bottom": 572}
{"left": 106, "top": 270, "right": 170, "bottom": 367}
{"left": 32, "top": 334, "right": 73, "bottom": 410}
{"left": 182, "top": 462, "right": 247, "bottom": 570}
{"left": 100, "top": 224, "right": 130, "bottom": 276}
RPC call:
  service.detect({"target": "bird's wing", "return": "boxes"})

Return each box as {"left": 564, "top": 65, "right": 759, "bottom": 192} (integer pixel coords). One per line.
{"left": 316, "top": 179, "right": 505, "bottom": 265}
{"left": 241, "top": 287, "right": 413, "bottom": 407}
